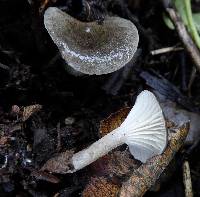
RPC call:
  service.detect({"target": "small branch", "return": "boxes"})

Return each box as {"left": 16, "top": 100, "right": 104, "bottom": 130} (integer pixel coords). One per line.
{"left": 56, "top": 122, "right": 61, "bottom": 152}
{"left": 150, "top": 46, "right": 183, "bottom": 55}
{"left": 165, "top": 7, "right": 200, "bottom": 72}
{"left": 183, "top": 160, "right": 193, "bottom": 197}
{"left": 0, "top": 62, "right": 10, "bottom": 70}
{"left": 188, "top": 66, "right": 197, "bottom": 97}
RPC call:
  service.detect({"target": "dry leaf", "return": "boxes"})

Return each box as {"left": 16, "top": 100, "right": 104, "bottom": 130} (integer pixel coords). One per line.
{"left": 41, "top": 107, "right": 132, "bottom": 175}
{"left": 100, "top": 107, "right": 130, "bottom": 137}
{"left": 0, "top": 136, "right": 9, "bottom": 146}
{"left": 41, "top": 150, "right": 74, "bottom": 174}
{"left": 106, "top": 151, "right": 139, "bottom": 177}
{"left": 91, "top": 107, "right": 139, "bottom": 178}
{"left": 83, "top": 177, "right": 120, "bottom": 197}
{"left": 91, "top": 150, "right": 139, "bottom": 178}
{"left": 22, "top": 104, "right": 42, "bottom": 121}
{"left": 82, "top": 107, "right": 141, "bottom": 197}
{"left": 83, "top": 123, "right": 189, "bottom": 197}
{"left": 31, "top": 170, "right": 60, "bottom": 183}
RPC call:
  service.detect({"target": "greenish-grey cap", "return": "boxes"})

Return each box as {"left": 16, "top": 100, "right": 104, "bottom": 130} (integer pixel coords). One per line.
{"left": 44, "top": 7, "right": 139, "bottom": 75}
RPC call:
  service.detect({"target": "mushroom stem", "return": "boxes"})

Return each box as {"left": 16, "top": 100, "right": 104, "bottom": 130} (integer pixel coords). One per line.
{"left": 69, "top": 90, "right": 167, "bottom": 173}
{"left": 71, "top": 127, "right": 123, "bottom": 171}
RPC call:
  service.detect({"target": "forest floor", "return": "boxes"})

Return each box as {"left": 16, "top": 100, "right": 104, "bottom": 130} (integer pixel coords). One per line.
{"left": 1, "top": 0, "right": 200, "bottom": 196}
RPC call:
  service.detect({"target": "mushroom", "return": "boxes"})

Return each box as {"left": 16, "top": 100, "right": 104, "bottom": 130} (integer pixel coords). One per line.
{"left": 69, "top": 90, "right": 167, "bottom": 172}
{"left": 44, "top": 7, "right": 139, "bottom": 75}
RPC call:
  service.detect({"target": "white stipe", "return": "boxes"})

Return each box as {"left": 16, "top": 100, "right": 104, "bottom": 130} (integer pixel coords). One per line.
{"left": 70, "top": 90, "right": 167, "bottom": 172}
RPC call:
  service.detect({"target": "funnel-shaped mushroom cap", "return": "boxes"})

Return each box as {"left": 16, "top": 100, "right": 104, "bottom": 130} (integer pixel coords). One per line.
{"left": 120, "top": 90, "right": 167, "bottom": 162}
{"left": 44, "top": 7, "right": 139, "bottom": 75}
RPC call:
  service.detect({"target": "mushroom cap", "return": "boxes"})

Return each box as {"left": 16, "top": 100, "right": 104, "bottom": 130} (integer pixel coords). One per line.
{"left": 44, "top": 7, "right": 139, "bottom": 75}
{"left": 120, "top": 90, "right": 167, "bottom": 163}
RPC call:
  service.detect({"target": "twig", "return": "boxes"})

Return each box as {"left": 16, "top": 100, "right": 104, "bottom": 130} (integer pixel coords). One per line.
{"left": 56, "top": 122, "right": 61, "bottom": 151}
{"left": 183, "top": 160, "right": 193, "bottom": 197}
{"left": 165, "top": 7, "right": 200, "bottom": 72}
{"left": 0, "top": 62, "right": 10, "bottom": 70}
{"left": 150, "top": 46, "right": 183, "bottom": 55}
{"left": 180, "top": 52, "right": 187, "bottom": 91}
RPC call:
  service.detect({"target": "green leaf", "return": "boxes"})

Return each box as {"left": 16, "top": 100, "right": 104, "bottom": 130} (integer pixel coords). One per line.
{"left": 193, "top": 13, "right": 200, "bottom": 32}
{"left": 163, "top": 0, "right": 200, "bottom": 33}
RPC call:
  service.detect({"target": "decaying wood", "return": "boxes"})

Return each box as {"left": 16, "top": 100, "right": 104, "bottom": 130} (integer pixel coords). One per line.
{"left": 119, "top": 123, "right": 189, "bottom": 197}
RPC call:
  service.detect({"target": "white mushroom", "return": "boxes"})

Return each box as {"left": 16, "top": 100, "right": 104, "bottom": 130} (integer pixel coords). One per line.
{"left": 70, "top": 90, "right": 167, "bottom": 172}
{"left": 44, "top": 7, "right": 139, "bottom": 75}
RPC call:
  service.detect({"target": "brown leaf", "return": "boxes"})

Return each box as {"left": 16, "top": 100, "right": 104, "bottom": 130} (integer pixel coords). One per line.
{"left": 83, "top": 123, "right": 189, "bottom": 197}
{"left": 99, "top": 107, "right": 130, "bottom": 137}
{"left": 119, "top": 123, "right": 189, "bottom": 197}
{"left": 90, "top": 107, "right": 139, "bottom": 178}
{"left": 82, "top": 177, "right": 120, "bottom": 197}
{"left": 91, "top": 150, "right": 139, "bottom": 178}
{"left": 83, "top": 107, "right": 139, "bottom": 196}
{"left": 0, "top": 136, "right": 9, "bottom": 146}
{"left": 106, "top": 151, "right": 139, "bottom": 177}
{"left": 22, "top": 104, "right": 42, "bottom": 121}
{"left": 41, "top": 150, "right": 74, "bottom": 174}
{"left": 31, "top": 170, "right": 60, "bottom": 183}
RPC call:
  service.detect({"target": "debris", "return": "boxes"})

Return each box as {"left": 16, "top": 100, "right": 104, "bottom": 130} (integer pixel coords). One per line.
{"left": 140, "top": 71, "right": 197, "bottom": 111}
{"left": 183, "top": 160, "right": 193, "bottom": 197}
{"left": 163, "top": 3, "right": 200, "bottom": 72}
{"left": 41, "top": 150, "right": 74, "bottom": 173}
{"left": 22, "top": 104, "right": 42, "bottom": 121}
{"left": 150, "top": 46, "right": 183, "bottom": 55}
{"left": 82, "top": 177, "right": 120, "bottom": 197}
{"left": 31, "top": 170, "right": 60, "bottom": 184}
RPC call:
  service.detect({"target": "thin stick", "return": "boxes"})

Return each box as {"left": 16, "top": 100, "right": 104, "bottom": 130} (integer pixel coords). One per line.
{"left": 150, "top": 46, "right": 183, "bottom": 55}
{"left": 56, "top": 122, "right": 61, "bottom": 152}
{"left": 183, "top": 160, "right": 193, "bottom": 197}
{"left": 165, "top": 7, "right": 200, "bottom": 72}
{"left": 188, "top": 66, "right": 197, "bottom": 97}
{"left": 0, "top": 62, "right": 9, "bottom": 70}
